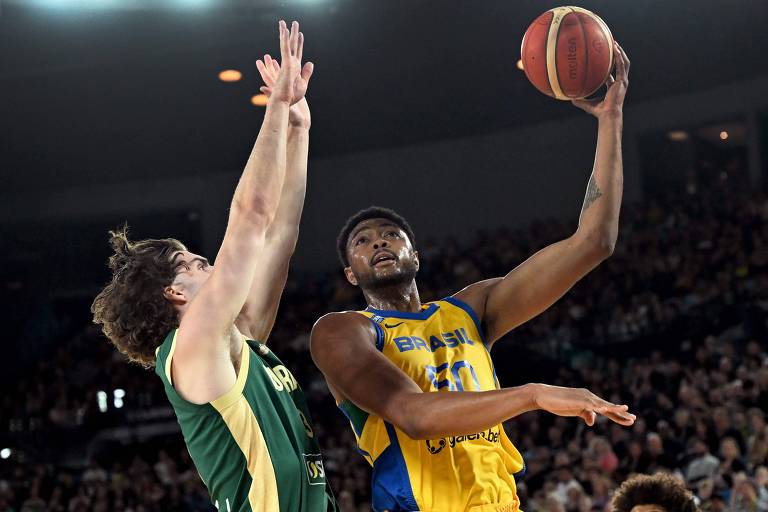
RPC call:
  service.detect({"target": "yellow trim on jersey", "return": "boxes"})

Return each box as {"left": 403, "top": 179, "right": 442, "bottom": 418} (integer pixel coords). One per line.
{"left": 162, "top": 330, "right": 250, "bottom": 409}
{"left": 212, "top": 394, "right": 280, "bottom": 512}
{"left": 164, "top": 330, "right": 179, "bottom": 385}
{"left": 211, "top": 342, "right": 251, "bottom": 411}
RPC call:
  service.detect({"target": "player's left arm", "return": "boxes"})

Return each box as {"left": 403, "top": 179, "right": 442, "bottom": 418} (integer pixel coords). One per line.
{"left": 455, "top": 42, "right": 630, "bottom": 347}
{"left": 235, "top": 55, "right": 313, "bottom": 343}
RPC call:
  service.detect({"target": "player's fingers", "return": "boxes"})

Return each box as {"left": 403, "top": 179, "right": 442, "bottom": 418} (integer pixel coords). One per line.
{"left": 290, "top": 21, "right": 300, "bottom": 56}
{"left": 571, "top": 98, "right": 597, "bottom": 113}
{"left": 259, "top": 86, "right": 272, "bottom": 97}
{"left": 256, "top": 60, "right": 272, "bottom": 85}
{"left": 271, "top": 58, "right": 281, "bottom": 75}
{"left": 613, "top": 42, "right": 626, "bottom": 81}
{"left": 617, "top": 42, "right": 630, "bottom": 75}
{"left": 300, "top": 62, "right": 314, "bottom": 83}
{"left": 297, "top": 32, "right": 304, "bottom": 63}
{"left": 581, "top": 410, "right": 596, "bottom": 426}
{"left": 264, "top": 55, "right": 278, "bottom": 82}
{"left": 605, "top": 74, "right": 615, "bottom": 88}
{"left": 278, "top": 20, "right": 289, "bottom": 59}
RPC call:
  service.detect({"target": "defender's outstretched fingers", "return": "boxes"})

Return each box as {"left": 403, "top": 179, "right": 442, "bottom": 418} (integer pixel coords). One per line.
{"left": 297, "top": 32, "right": 304, "bottom": 63}
{"left": 278, "top": 20, "right": 289, "bottom": 60}
{"left": 301, "top": 62, "right": 314, "bottom": 83}
{"left": 290, "top": 21, "right": 300, "bottom": 56}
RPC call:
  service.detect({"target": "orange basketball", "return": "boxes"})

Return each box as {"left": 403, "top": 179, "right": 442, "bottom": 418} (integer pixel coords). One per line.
{"left": 520, "top": 6, "right": 614, "bottom": 100}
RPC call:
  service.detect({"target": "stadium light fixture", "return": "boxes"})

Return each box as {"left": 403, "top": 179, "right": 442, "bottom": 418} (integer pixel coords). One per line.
{"left": 219, "top": 70, "right": 242, "bottom": 82}
{"left": 0, "top": 449, "right": 10, "bottom": 460}
{"left": 251, "top": 94, "right": 268, "bottom": 107}
{"left": 97, "top": 391, "right": 108, "bottom": 413}
{"left": 668, "top": 130, "right": 689, "bottom": 142}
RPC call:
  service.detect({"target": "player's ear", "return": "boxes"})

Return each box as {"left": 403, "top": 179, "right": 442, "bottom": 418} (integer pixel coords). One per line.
{"left": 344, "top": 267, "right": 358, "bottom": 287}
{"left": 163, "top": 284, "right": 188, "bottom": 307}
{"left": 413, "top": 250, "right": 420, "bottom": 271}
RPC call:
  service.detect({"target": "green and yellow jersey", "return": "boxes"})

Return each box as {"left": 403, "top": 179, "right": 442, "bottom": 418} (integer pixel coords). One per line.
{"left": 338, "top": 297, "right": 525, "bottom": 512}
{"left": 155, "top": 330, "right": 336, "bottom": 512}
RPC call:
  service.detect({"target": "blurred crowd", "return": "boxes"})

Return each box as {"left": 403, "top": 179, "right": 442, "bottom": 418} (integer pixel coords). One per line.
{"left": 2, "top": 184, "right": 768, "bottom": 511}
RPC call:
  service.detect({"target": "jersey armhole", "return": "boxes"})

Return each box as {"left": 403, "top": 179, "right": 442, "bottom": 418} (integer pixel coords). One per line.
{"left": 156, "top": 330, "right": 250, "bottom": 412}
{"left": 441, "top": 296, "right": 489, "bottom": 345}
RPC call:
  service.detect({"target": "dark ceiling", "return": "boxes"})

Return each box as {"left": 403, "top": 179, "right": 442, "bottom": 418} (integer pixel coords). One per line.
{"left": 2, "top": 0, "right": 767, "bottom": 193}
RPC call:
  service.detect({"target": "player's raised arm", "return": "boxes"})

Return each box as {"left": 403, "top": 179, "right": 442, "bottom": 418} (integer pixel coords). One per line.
{"left": 235, "top": 51, "right": 314, "bottom": 343}
{"left": 310, "top": 312, "right": 635, "bottom": 440}
{"left": 170, "top": 21, "right": 303, "bottom": 404}
{"left": 455, "top": 42, "right": 630, "bottom": 347}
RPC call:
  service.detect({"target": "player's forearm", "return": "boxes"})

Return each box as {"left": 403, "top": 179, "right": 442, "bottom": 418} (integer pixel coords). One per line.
{"left": 265, "top": 126, "right": 309, "bottom": 245}
{"left": 396, "top": 384, "right": 539, "bottom": 439}
{"left": 231, "top": 99, "right": 291, "bottom": 222}
{"left": 575, "top": 111, "right": 624, "bottom": 255}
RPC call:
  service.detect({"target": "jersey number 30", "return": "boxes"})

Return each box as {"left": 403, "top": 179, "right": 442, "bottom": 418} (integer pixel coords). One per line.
{"left": 425, "top": 360, "right": 480, "bottom": 391}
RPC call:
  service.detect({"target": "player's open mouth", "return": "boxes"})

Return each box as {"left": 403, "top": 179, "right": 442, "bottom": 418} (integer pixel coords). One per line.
{"left": 371, "top": 251, "right": 397, "bottom": 267}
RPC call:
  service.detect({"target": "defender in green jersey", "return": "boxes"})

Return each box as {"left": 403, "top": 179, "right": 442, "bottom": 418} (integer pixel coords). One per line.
{"left": 92, "top": 21, "right": 336, "bottom": 511}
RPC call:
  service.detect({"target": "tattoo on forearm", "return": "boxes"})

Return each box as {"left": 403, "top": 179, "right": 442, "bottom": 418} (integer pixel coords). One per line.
{"left": 581, "top": 174, "right": 603, "bottom": 214}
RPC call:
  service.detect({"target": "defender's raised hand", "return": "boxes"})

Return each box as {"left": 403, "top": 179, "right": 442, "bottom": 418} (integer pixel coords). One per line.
{"left": 262, "top": 20, "right": 314, "bottom": 107}
{"left": 572, "top": 41, "right": 630, "bottom": 118}
{"left": 531, "top": 383, "right": 636, "bottom": 426}
{"left": 257, "top": 53, "right": 312, "bottom": 128}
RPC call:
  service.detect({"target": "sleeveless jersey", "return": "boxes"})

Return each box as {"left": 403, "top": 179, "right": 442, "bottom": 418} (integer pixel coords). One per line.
{"left": 338, "top": 297, "right": 525, "bottom": 512}
{"left": 155, "top": 330, "right": 337, "bottom": 512}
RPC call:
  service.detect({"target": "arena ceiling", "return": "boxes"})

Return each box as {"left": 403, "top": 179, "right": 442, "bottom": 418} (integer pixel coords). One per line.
{"left": 1, "top": 0, "right": 766, "bottom": 192}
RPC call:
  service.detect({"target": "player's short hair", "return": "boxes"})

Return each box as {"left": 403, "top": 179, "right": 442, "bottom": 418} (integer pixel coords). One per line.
{"left": 611, "top": 473, "right": 699, "bottom": 512}
{"left": 336, "top": 206, "right": 416, "bottom": 267}
{"left": 91, "top": 226, "right": 186, "bottom": 368}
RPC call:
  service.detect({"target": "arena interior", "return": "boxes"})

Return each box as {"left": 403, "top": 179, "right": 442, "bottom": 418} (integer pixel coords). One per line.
{"left": 2, "top": 1, "right": 768, "bottom": 511}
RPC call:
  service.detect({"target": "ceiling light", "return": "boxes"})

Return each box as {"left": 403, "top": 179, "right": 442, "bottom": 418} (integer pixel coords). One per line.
{"left": 516, "top": 59, "right": 524, "bottom": 71}
{"left": 668, "top": 131, "right": 689, "bottom": 141}
{"left": 251, "top": 94, "right": 268, "bottom": 107}
{"left": 218, "top": 70, "right": 242, "bottom": 83}
{"left": 719, "top": 131, "right": 729, "bottom": 141}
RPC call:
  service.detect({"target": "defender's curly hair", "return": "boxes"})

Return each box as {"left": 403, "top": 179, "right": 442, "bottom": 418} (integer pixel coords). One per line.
{"left": 611, "top": 473, "right": 699, "bottom": 512}
{"left": 91, "top": 226, "right": 186, "bottom": 368}
{"left": 336, "top": 206, "right": 415, "bottom": 267}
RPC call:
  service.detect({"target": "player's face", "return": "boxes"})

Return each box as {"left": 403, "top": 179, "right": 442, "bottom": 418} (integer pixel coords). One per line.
{"left": 166, "top": 251, "right": 214, "bottom": 305}
{"left": 344, "top": 218, "right": 419, "bottom": 290}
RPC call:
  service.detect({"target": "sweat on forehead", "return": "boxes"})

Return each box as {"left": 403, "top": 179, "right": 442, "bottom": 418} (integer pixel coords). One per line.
{"left": 336, "top": 206, "right": 415, "bottom": 267}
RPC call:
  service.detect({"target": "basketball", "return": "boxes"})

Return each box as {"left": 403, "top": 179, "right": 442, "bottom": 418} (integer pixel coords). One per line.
{"left": 521, "top": 6, "right": 614, "bottom": 100}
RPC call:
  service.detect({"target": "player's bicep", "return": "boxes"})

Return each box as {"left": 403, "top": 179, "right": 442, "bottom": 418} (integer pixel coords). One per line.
{"left": 310, "top": 313, "right": 422, "bottom": 424}
{"left": 479, "top": 235, "right": 603, "bottom": 343}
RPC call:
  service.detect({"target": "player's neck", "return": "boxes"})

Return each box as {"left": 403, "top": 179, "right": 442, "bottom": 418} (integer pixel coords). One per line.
{"left": 363, "top": 280, "right": 421, "bottom": 313}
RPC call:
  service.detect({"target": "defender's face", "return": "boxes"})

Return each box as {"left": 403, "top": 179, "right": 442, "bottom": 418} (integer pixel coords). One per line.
{"left": 167, "top": 250, "right": 213, "bottom": 304}
{"left": 344, "top": 218, "right": 418, "bottom": 289}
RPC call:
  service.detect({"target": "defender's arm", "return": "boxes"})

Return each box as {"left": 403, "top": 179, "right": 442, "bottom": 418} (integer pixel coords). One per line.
{"left": 310, "top": 312, "right": 634, "bottom": 440}
{"left": 236, "top": 118, "right": 309, "bottom": 342}
{"left": 172, "top": 22, "right": 302, "bottom": 404}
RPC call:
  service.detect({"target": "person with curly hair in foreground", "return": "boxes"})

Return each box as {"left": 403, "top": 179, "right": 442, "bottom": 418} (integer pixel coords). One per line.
{"left": 611, "top": 473, "right": 699, "bottom": 512}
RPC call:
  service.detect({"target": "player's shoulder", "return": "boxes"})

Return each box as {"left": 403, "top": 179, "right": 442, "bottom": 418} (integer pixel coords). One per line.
{"left": 313, "top": 310, "right": 369, "bottom": 331}
{"left": 310, "top": 311, "right": 376, "bottom": 349}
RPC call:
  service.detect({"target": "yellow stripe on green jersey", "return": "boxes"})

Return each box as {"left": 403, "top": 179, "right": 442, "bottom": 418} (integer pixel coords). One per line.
{"left": 155, "top": 330, "right": 337, "bottom": 512}
{"left": 338, "top": 297, "right": 525, "bottom": 512}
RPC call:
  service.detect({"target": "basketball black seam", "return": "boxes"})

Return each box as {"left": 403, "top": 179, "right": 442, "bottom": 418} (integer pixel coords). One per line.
{"left": 578, "top": 10, "right": 589, "bottom": 97}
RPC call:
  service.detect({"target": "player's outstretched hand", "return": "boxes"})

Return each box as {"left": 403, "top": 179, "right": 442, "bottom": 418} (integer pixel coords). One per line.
{"left": 531, "top": 383, "right": 636, "bottom": 426}
{"left": 571, "top": 41, "right": 629, "bottom": 119}
{"left": 257, "top": 53, "right": 312, "bottom": 128}
{"left": 261, "top": 20, "right": 314, "bottom": 108}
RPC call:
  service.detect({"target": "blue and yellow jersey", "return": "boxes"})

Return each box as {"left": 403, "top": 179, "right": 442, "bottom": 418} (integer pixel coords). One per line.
{"left": 338, "top": 297, "right": 525, "bottom": 512}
